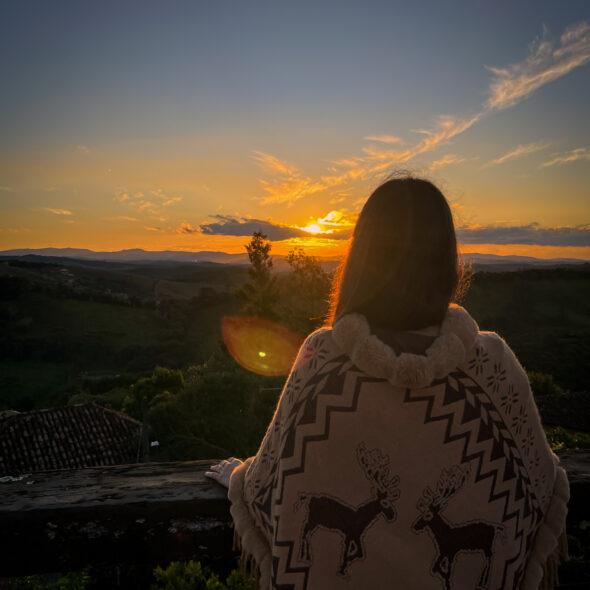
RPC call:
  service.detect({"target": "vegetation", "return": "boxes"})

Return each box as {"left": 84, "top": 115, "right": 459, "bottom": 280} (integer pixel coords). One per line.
{"left": 152, "top": 561, "right": 254, "bottom": 590}
{"left": 545, "top": 426, "right": 590, "bottom": 452}
{"left": 461, "top": 267, "right": 590, "bottom": 392}
{"left": 235, "top": 232, "right": 280, "bottom": 320}
{"left": 2, "top": 572, "right": 89, "bottom": 589}
{"left": 527, "top": 371, "right": 564, "bottom": 397}
{"left": 283, "top": 247, "right": 332, "bottom": 334}
{"left": 1, "top": 250, "right": 589, "bottom": 589}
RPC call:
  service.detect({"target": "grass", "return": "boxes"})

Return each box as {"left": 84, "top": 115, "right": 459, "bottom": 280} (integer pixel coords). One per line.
{"left": 0, "top": 361, "right": 73, "bottom": 410}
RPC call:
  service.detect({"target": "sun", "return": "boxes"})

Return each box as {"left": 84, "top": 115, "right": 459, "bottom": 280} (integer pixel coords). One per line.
{"left": 301, "top": 223, "right": 323, "bottom": 234}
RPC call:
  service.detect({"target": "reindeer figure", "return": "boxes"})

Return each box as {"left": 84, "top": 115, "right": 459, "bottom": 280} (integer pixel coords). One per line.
{"left": 412, "top": 464, "right": 502, "bottom": 590}
{"left": 295, "top": 443, "right": 400, "bottom": 576}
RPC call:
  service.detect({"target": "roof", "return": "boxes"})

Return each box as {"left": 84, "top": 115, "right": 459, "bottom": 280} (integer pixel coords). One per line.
{"left": 0, "top": 404, "right": 142, "bottom": 475}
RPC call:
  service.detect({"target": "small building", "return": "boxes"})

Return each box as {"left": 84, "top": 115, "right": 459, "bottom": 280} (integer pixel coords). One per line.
{"left": 0, "top": 404, "right": 142, "bottom": 476}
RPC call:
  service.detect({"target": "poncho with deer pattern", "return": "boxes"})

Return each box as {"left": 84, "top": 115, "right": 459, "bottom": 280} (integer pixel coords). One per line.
{"left": 228, "top": 306, "right": 568, "bottom": 590}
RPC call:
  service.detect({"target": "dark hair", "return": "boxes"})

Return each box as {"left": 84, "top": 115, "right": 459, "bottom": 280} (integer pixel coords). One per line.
{"left": 328, "top": 176, "right": 464, "bottom": 331}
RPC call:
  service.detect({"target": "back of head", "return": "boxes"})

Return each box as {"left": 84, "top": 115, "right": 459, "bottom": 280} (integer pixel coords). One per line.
{"left": 329, "top": 177, "right": 460, "bottom": 331}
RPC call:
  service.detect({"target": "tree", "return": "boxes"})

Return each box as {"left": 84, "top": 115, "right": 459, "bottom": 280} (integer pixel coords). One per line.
{"left": 236, "top": 231, "right": 279, "bottom": 319}
{"left": 284, "top": 247, "right": 331, "bottom": 333}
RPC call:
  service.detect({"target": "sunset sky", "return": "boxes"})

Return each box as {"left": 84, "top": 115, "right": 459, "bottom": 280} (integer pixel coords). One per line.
{"left": 1, "top": 0, "right": 589, "bottom": 258}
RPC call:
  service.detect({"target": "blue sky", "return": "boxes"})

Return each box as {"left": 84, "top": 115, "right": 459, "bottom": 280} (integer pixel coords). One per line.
{"left": 1, "top": 0, "right": 589, "bottom": 257}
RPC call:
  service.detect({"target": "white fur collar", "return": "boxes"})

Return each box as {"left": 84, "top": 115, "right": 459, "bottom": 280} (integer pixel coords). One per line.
{"left": 331, "top": 304, "right": 479, "bottom": 389}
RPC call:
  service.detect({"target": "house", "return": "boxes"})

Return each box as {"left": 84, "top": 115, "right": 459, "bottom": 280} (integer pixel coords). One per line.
{"left": 0, "top": 404, "right": 142, "bottom": 475}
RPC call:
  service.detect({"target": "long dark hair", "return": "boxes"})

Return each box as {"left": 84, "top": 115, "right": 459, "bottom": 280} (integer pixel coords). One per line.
{"left": 328, "top": 176, "right": 464, "bottom": 331}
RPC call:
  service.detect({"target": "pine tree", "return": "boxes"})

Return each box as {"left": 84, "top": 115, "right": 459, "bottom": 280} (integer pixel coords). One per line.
{"left": 236, "top": 231, "right": 279, "bottom": 319}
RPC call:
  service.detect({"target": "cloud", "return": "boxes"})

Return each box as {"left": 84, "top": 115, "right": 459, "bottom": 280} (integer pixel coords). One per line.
{"left": 151, "top": 188, "right": 182, "bottom": 206}
{"left": 145, "top": 226, "right": 163, "bottom": 232}
{"left": 429, "top": 154, "right": 467, "bottom": 171}
{"left": 200, "top": 215, "right": 308, "bottom": 240}
{"left": 0, "top": 186, "right": 14, "bottom": 192}
{"left": 487, "top": 142, "right": 549, "bottom": 166}
{"left": 76, "top": 145, "right": 89, "bottom": 155}
{"left": 486, "top": 21, "right": 590, "bottom": 111}
{"left": 540, "top": 147, "right": 590, "bottom": 167}
{"left": 457, "top": 223, "right": 590, "bottom": 246}
{"left": 200, "top": 211, "right": 356, "bottom": 241}
{"left": 105, "top": 216, "right": 138, "bottom": 222}
{"left": 251, "top": 21, "right": 590, "bottom": 201}
{"left": 177, "top": 222, "right": 197, "bottom": 234}
{"left": 252, "top": 151, "right": 297, "bottom": 176}
{"left": 253, "top": 151, "right": 327, "bottom": 204}
{"left": 363, "top": 135, "right": 404, "bottom": 144}
{"left": 44, "top": 208, "right": 73, "bottom": 216}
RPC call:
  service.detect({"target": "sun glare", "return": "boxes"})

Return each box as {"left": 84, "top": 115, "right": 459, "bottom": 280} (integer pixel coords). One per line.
{"left": 301, "top": 223, "right": 324, "bottom": 234}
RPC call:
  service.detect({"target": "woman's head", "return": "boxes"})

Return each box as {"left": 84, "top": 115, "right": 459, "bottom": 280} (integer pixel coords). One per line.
{"left": 329, "top": 176, "right": 463, "bottom": 331}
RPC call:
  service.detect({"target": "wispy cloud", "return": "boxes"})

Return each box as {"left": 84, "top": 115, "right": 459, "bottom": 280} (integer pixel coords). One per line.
{"left": 486, "top": 21, "right": 590, "bottom": 110}
{"left": 457, "top": 223, "right": 590, "bottom": 246}
{"left": 76, "top": 145, "right": 89, "bottom": 155}
{"left": 253, "top": 21, "right": 590, "bottom": 199}
{"left": 252, "top": 151, "right": 297, "bottom": 176}
{"left": 145, "top": 226, "right": 164, "bottom": 232}
{"left": 363, "top": 135, "right": 404, "bottom": 144}
{"left": 253, "top": 151, "right": 327, "bottom": 204}
{"left": 162, "top": 197, "right": 182, "bottom": 206}
{"left": 0, "top": 186, "right": 14, "bottom": 192}
{"left": 177, "top": 222, "right": 197, "bottom": 234}
{"left": 540, "top": 147, "right": 590, "bottom": 167}
{"left": 486, "top": 142, "right": 549, "bottom": 166}
{"left": 105, "top": 216, "right": 138, "bottom": 222}
{"left": 429, "top": 154, "right": 467, "bottom": 171}
{"left": 44, "top": 208, "right": 73, "bottom": 216}
{"left": 151, "top": 188, "right": 182, "bottom": 207}
{"left": 115, "top": 187, "right": 182, "bottom": 217}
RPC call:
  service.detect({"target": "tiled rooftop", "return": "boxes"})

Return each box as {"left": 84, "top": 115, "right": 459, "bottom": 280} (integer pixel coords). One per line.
{"left": 0, "top": 404, "right": 142, "bottom": 475}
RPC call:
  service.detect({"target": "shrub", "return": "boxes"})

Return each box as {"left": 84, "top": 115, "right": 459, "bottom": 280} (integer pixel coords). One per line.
{"left": 151, "top": 561, "right": 254, "bottom": 590}
{"left": 527, "top": 372, "right": 564, "bottom": 397}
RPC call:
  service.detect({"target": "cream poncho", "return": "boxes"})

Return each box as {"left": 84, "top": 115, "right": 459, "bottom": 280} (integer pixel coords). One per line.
{"left": 228, "top": 305, "right": 569, "bottom": 589}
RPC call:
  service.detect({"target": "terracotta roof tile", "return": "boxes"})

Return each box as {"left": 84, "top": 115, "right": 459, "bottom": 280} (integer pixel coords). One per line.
{"left": 0, "top": 404, "right": 142, "bottom": 475}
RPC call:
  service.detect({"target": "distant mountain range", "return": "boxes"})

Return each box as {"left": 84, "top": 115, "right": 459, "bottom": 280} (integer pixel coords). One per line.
{"left": 0, "top": 247, "right": 250, "bottom": 264}
{"left": 0, "top": 247, "right": 587, "bottom": 270}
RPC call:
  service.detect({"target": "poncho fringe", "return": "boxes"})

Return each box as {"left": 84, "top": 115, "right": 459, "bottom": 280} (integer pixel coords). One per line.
{"left": 229, "top": 457, "right": 271, "bottom": 589}
{"left": 520, "top": 461, "right": 570, "bottom": 590}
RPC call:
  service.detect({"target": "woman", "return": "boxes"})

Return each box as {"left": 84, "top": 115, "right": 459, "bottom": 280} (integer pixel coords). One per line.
{"left": 207, "top": 177, "right": 569, "bottom": 590}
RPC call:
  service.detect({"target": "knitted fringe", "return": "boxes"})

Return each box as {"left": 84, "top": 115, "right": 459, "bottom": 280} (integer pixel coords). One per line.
{"left": 539, "top": 529, "right": 569, "bottom": 590}
{"left": 521, "top": 461, "right": 570, "bottom": 590}
{"left": 228, "top": 458, "right": 272, "bottom": 589}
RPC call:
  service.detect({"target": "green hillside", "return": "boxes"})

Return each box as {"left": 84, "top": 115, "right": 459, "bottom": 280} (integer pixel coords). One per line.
{"left": 0, "top": 260, "right": 588, "bottom": 411}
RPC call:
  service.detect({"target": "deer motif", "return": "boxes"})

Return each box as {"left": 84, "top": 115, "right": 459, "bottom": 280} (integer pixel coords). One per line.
{"left": 412, "top": 464, "right": 502, "bottom": 590}
{"left": 295, "top": 443, "right": 400, "bottom": 576}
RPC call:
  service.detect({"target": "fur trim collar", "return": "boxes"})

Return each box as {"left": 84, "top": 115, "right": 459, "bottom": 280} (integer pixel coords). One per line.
{"left": 331, "top": 304, "right": 478, "bottom": 388}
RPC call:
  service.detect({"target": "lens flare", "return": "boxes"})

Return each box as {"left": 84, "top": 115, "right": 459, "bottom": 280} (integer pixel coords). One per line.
{"left": 221, "top": 316, "right": 304, "bottom": 376}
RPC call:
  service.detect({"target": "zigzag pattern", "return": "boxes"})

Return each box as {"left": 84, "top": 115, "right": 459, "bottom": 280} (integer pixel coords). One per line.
{"left": 251, "top": 343, "right": 382, "bottom": 589}
{"left": 247, "top": 351, "right": 351, "bottom": 540}
{"left": 404, "top": 369, "right": 543, "bottom": 590}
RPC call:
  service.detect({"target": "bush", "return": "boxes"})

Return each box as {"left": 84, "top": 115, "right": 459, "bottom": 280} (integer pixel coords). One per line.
{"left": 151, "top": 561, "right": 254, "bottom": 590}
{"left": 3, "top": 572, "right": 89, "bottom": 589}
{"left": 527, "top": 371, "right": 564, "bottom": 397}
{"left": 544, "top": 426, "right": 590, "bottom": 451}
